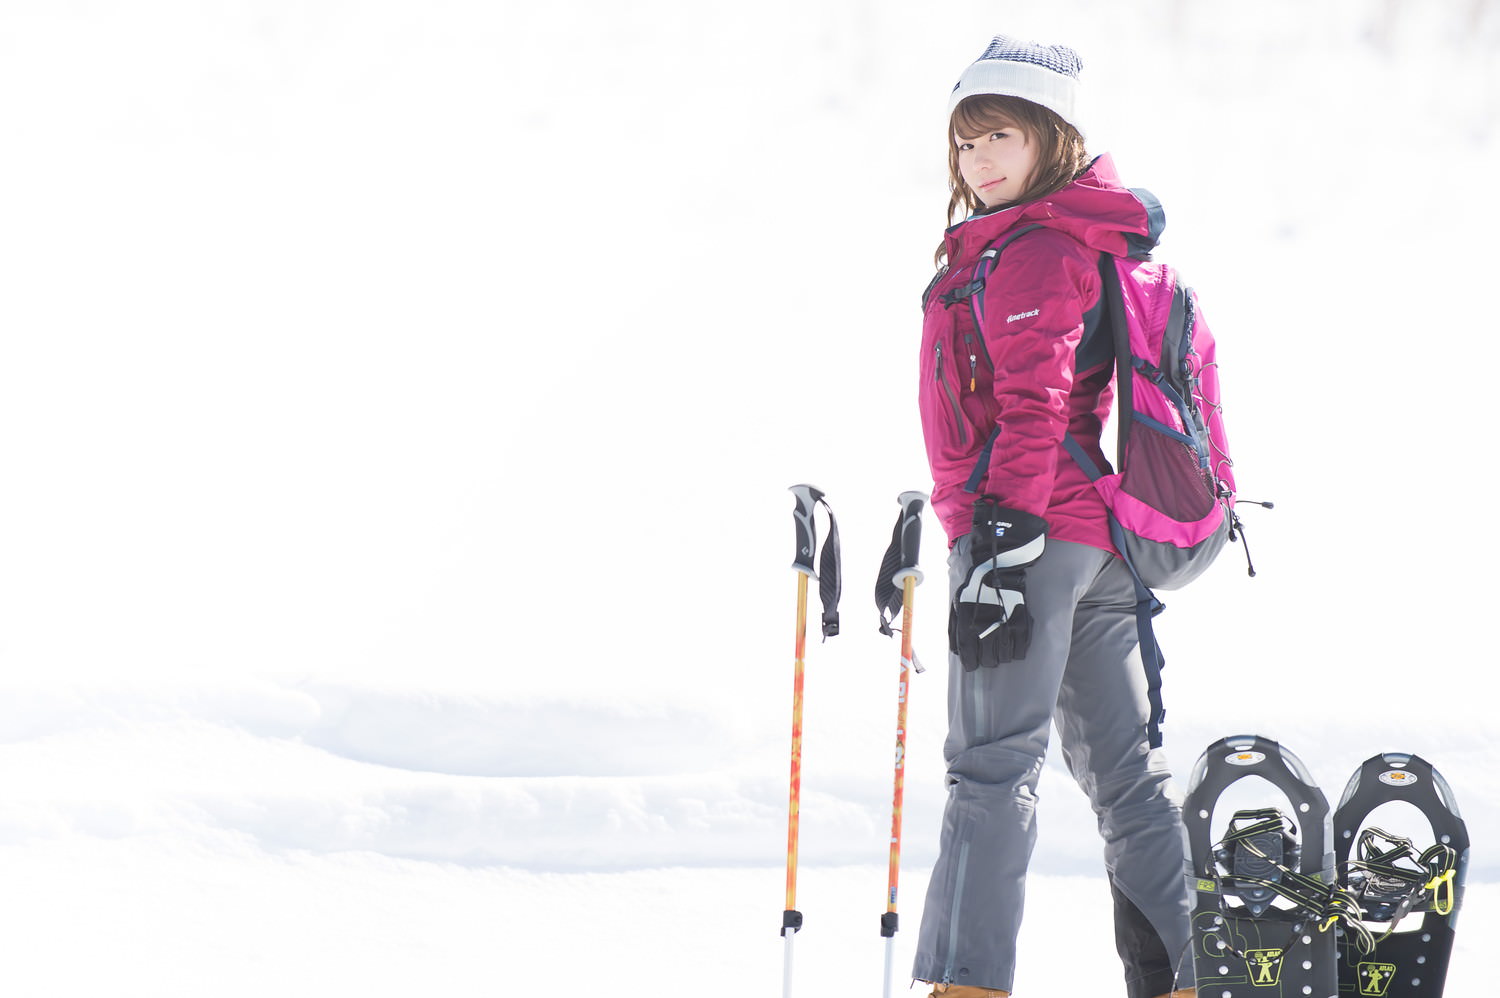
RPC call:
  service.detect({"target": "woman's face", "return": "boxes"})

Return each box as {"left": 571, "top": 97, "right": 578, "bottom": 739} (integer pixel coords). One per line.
{"left": 955, "top": 124, "right": 1038, "bottom": 209}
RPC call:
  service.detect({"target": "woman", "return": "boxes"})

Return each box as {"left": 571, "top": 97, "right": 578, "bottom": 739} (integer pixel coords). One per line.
{"left": 912, "top": 36, "right": 1196, "bottom": 998}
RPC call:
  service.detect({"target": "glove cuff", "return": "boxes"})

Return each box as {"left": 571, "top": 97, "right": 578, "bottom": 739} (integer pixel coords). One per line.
{"left": 971, "top": 498, "right": 1047, "bottom": 569}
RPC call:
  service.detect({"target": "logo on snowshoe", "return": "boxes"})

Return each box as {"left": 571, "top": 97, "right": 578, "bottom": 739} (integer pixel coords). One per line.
{"left": 1378, "top": 769, "right": 1419, "bottom": 788}
{"left": 1226, "top": 750, "right": 1266, "bottom": 767}
{"left": 1357, "top": 961, "right": 1398, "bottom": 995}
{"left": 1244, "top": 948, "right": 1282, "bottom": 986}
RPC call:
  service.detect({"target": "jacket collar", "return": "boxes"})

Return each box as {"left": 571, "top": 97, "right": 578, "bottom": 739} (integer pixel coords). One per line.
{"left": 943, "top": 154, "right": 1164, "bottom": 264}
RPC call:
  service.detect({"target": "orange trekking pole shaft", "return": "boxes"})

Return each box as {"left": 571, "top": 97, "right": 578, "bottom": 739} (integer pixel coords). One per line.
{"left": 782, "top": 484, "right": 840, "bottom": 998}
{"left": 785, "top": 567, "right": 809, "bottom": 924}
{"left": 874, "top": 490, "right": 927, "bottom": 998}
{"left": 886, "top": 574, "right": 917, "bottom": 922}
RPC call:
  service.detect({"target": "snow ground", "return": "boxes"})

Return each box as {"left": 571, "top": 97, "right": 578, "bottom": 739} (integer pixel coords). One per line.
{"left": 2, "top": 0, "right": 1498, "bottom": 994}
{"left": 0, "top": 678, "right": 1492, "bottom": 994}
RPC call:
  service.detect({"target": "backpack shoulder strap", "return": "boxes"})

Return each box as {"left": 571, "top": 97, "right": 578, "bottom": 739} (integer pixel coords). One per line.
{"left": 937, "top": 223, "right": 1047, "bottom": 310}
{"left": 1095, "top": 253, "right": 1134, "bottom": 460}
{"left": 953, "top": 223, "right": 1048, "bottom": 496}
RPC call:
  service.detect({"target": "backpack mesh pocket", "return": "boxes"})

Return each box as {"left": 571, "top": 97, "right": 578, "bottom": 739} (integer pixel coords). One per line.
{"left": 1119, "top": 424, "right": 1217, "bottom": 523}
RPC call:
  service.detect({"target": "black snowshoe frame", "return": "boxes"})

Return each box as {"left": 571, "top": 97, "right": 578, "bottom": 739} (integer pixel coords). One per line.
{"left": 1333, "top": 753, "right": 1468, "bottom": 998}
{"left": 1183, "top": 735, "right": 1353, "bottom": 998}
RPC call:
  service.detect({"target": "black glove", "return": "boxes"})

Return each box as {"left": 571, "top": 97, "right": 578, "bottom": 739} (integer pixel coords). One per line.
{"left": 950, "top": 497, "right": 1047, "bottom": 669}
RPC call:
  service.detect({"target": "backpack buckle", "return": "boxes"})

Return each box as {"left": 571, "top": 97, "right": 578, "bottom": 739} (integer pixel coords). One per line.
{"left": 938, "top": 280, "right": 985, "bottom": 307}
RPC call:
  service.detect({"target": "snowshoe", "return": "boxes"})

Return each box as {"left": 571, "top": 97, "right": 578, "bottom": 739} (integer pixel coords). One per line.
{"left": 1333, "top": 753, "right": 1468, "bottom": 997}
{"left": 1183, "top": 735, "right": 1354, "bottom": 997}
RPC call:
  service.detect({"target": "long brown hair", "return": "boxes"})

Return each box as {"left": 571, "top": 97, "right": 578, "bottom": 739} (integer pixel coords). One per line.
{"left": 936, "top": 95, "right": 1090, "bottom": 264}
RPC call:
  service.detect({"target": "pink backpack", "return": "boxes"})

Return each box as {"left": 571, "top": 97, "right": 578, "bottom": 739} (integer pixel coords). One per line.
{"left": 1062, "top": 254, "right": 1238, "bottom": 592}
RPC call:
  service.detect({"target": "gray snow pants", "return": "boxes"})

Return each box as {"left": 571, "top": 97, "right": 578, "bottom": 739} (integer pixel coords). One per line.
{"left": 911, "top": 536, "right": 1191, "bottom": 997}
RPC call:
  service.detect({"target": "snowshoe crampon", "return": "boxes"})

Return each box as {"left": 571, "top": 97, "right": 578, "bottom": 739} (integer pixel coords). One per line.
{"left": 1183, "top": 735, "right": 1353, "bottom": 997}
{"left": 1333, "top": 753, "right": 1468, "bottom": 997}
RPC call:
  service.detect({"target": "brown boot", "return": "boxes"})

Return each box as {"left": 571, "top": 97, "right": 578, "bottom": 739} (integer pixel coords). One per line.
{"left": 927, "top": 985, "right": 1010, "bottom": 998}
{"left": 1149, "top": 990, "right": 1197, "bottom": 997}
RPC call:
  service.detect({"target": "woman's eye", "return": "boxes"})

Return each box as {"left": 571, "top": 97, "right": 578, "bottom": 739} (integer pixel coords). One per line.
{"left": 958, "top": 142, "right": 973, "bottom": 151}
{"left": 991, "top": 131, "right": 1007, "bottom": 140}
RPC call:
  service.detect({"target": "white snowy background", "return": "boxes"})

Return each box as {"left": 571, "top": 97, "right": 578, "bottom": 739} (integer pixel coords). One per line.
{"left": 1, "top": 0, "right": 1496, "bottom": 994}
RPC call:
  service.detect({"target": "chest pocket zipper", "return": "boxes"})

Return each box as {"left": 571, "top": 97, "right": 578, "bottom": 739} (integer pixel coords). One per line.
{"left": 963, "top": 332, "right": 983, "bottom": 391}
{"left": 934, "top": 342, "right": 968, "bottom": 446}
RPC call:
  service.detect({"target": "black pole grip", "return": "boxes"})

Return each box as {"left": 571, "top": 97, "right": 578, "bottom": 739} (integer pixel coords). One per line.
{"left": 789, "top": 484, "right": 824, "bottom": 577}
{"left": 875, "top": 490, "right": 927, "bottom": 636}
{"left": 895, "top": 490, "right": 927, "bottom": 575}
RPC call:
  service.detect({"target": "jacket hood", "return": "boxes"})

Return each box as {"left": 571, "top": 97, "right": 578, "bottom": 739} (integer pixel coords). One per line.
{"left": 943, "top": 153, "right": 1164, "bottom": 263}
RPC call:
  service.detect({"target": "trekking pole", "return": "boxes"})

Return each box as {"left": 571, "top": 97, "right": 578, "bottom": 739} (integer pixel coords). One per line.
{"left": 783, "top": 484, "right": 841, "bottom": 998}
{"left": 874, "top": 490, "right": 927, "bottom": 998}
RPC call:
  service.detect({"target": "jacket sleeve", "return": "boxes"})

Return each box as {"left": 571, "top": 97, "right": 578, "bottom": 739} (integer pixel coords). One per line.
{"left": 974, "top": 232, "right": 1101, "bottom": 518}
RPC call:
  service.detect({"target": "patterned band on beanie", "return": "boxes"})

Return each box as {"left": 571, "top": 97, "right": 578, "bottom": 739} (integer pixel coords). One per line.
{"left": 974, "top": 36, "right": 1082, "bottom": 78}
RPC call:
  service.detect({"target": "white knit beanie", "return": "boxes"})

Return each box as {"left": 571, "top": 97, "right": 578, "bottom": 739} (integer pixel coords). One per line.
{"left": 947, "top": 35, "right": 1084, "bottom": 130}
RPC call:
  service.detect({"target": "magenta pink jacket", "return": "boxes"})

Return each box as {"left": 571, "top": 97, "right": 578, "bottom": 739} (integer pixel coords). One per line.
{"left": 919, "top": 154, "right": 1164, "bottom": 549}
